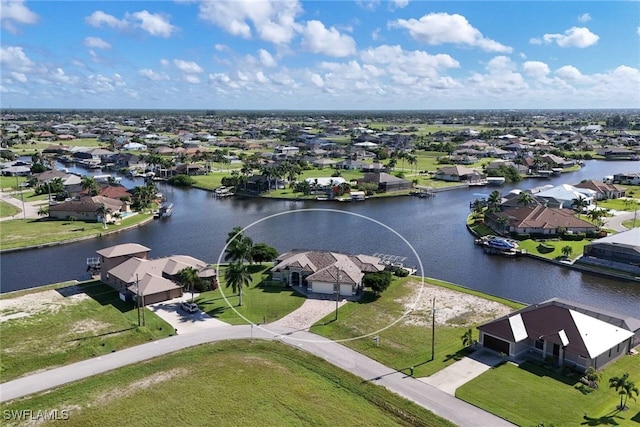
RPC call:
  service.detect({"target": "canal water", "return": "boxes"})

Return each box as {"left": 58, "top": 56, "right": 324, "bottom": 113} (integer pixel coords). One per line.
{"left": 2, "top": 160, "right": 639, "bottom": 317}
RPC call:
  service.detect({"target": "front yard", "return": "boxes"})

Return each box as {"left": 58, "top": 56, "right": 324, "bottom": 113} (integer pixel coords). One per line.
{"left": 457, "top": 355, "right": 640, "bottom": 426}
{"left": 0, "top": 280, "right": 173, "bottom": 382}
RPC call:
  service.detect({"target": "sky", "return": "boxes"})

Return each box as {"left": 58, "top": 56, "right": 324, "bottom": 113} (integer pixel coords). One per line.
{"left": 1, "top": 0, "right": 639, "bottom": 110}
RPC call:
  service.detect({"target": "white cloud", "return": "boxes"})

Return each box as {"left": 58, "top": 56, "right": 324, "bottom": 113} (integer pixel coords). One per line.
{"left": 523, "top": 61, "right": 550, "bottom": 80}
{"left": 160, "top": 59, "right": 170, "bottom": 67}
{"left": 131, "top": 10, "right": 176, "bottom": 38}
{"left": 215, "top": 44, "right": 231, "bottom": 52}
{"left": 86, "top": 10, "right": 176, "bottom": 38}
{"left": 173, "top": 60, "right": 204, "bottom": 74}
{"left": 360, "top": 45, "right": 459, "bottom": 71}
{"left": 10, "top": 71, "right": 27, "bottom": 83}
{"left": 84, "top": 37, "right": 111, "bottom": 50}
{"left": 0, "top": 0, "right": 38, "bottom": 33}
{"left": 529, "top": 38, "right": 542, "bottom": 45}
{"left": 0, "top": 46, "right": 34, "bottom": 72}
{"left": 542, "top": 27, "right": 599, "bottom": 48}
{"left": 555, "top": 65, "right": 584, "bottom": 80}
{"left": 578, "top": 13, "right": 591, "bottom": 23}
{"left": 258, "top": 49, "right": 277, "bottom": 67}
{"left": 637, "top": 27, "right": 640, "bottom": 37}
{"left": 309, "top": 73, "right": 325, "bottom": 88}
{"left": 390, "top": 0, "right": 409, "bottom": 9}
{"left": 371, "top": 28, "right": 381, "bottom": 41}
{"left": 388, "top": 12, "right": 512, "bottom": 53}
{"left": 183, "top": 75, "right": 201, "bottom": 84}
{"left": 86, "top": 11, "right": 128, "bottom": 29}
{"left": 300, "top": 20, "right": 357, "bottom": 57}
{"left": 139, "top": 68, "right": 170, "bottom": 81}
{"left": 198, "top": 0, "right": 302, "bottom": 45}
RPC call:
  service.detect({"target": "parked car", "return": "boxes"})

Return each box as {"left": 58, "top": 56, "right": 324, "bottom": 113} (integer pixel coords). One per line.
{"left": 180, "top": 301, "right": 199, "bottom": 313}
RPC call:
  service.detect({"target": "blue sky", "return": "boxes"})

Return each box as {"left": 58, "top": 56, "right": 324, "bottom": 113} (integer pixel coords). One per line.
{"left": 1, "top": 0, "right": 639, "bottom": 110}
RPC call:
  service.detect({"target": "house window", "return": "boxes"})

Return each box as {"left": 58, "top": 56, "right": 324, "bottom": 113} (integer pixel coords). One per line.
{"left": 608, "top": 349, "right": 612, "bottom": 357}
{"left": 534, "top": 339, "right": 544, "bottom": 350}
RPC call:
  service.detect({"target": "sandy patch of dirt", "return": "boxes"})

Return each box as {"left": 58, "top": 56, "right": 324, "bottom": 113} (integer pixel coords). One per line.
{"left": 90, "top": 368, "right": 189, "bottom": 408}
{"left": 0, "top": 288, "right": 90, "bottom": 323}
{"left": 396, "top": 281, "right": 513, "bottom": 327}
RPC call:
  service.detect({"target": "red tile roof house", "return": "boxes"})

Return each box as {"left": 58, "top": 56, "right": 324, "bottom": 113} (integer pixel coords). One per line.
{"left": 271, "top": 250, "right": 385, "bottom": 297}
{"left": 573, "top": 180, "right": 626, "bottom": 200}
{"left": 485, "top": 205, "right": 597, "bottom": 236}
{"left": 96, "top": 243, "right": 216, "bottom": 305}
{"left": 478, "top": 298, "right": 640, "bottom": 371}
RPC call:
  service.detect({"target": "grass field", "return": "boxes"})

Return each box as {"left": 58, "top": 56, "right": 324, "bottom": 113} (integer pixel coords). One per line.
{"left": 457, "top": 355, "right": 640, "bottom": 426}
{"left": 309, "top": 277, "right": 522, "bottom": 378}
{"left": 598, "top": 198, "right": 639, "bottom": 211}
{"left": 0, "top": 213, "right": 153, "bottom": 250}
{"left": 0, "top": 280, "right": 173, "bottom": 382}
{"left": 0, "top": 200, "right": 20, "bottom": 217}
{"left": 196, "top": 264, "right": 306, "bottom": 324}
{"left": 0, "top": 341, "right": 456, "bottom": 427}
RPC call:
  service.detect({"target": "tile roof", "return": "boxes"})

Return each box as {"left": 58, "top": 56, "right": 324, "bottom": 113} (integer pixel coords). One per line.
{"left": 273, "top": 250, "right": 384, "bottom": 284}
{"left": 498, "top": 206, "right": 595, "bottom": 230}
{"left": 96, "top": 243, "right": 150, "bottom": 258}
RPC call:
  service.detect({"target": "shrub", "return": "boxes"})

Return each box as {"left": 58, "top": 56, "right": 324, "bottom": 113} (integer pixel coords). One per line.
{"left": 537, "top": 244, "right": 554, "bottom": 254}
{"left": 394, "top": 268, "right": 409, "bottom": 277}
{"left": 514, "top": 233, "right": 530, "bottom": 240}
{"left": 561, "top": 233, "right": 585, "bottom": 241}
{"left": 168, "top": 174, "right": 195, "bottom": 186}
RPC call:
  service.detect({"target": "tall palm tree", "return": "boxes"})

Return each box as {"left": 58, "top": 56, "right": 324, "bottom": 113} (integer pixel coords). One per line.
{"left": 561, "top": 245, "right": 573, "bottom": 259}
{"left": 225, "top": 227, "right": 254, "bottom": 264}
{"left": 81, "top": 176, "right": 98, "bottom": 196}
{"left": 487, "top": 190, "right": 502, "bottom": 213}
{"left": 224, "top": 261, "right": 252, "bottom": 306}
{"left": 609, "top": 373, "right": 639, "bottom": 410}
{"left": 571, "top": 196, "right": 589, "bottom": 217}
{"left": 516, "top": 191, "right": 535, "bottom": 207}
{"left": 179, "top": 266, "right": 201, "bottom": 303}
{"left": 95, "top": 204, "right": 111, "bottom": 228}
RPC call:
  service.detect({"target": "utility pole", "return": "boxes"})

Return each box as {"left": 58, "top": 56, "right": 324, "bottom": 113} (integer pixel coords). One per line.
{"left": 431, "top": 297, "right": 436, "bottom": 361}
{"left": 335, "top": 268, "right": 342, "bottom": 321}
{"left": 136, "top": 274, "right": 141, "bottom": 327}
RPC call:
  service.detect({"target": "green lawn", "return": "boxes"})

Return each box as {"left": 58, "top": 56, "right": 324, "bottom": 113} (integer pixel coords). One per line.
{"left": 622, "top": 219, "right": 639, "bottom": 229}
{"left": 598, "top": 198, "right": 639, "bottom": 211}
{"left": 0, "top": 176, "right": 28, "bottom": 191}
{"left": 457, "top": 355, "right": 640, "bottom": 426}
{"left": 0, "top": 280, "right": 173, "bottom": 382}
{"left": 0, "top": 341, "right": 455, "bottom": 427}
{"left": 518, "top": 238, "right": 589, "bottom": 260}
{"left": 0, "top": 200, "right": 20, "bottom": 217}
{"left": 310, "top": 277, "right": 522, "bottom": 378}
{"left": 0, "top": 213, "right": 153, "bottom": 251}
{"left": 196, "top": 264, "right": 306, "bottom": 324}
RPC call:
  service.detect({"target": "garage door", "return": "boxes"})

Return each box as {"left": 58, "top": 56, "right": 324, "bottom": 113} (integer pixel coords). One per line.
{"left": 483, "top": 334, "right": 510, "bottom": 354}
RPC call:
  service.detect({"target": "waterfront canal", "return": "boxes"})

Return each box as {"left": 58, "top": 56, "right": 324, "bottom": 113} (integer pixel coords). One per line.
{"left": 1, "top": 160, "right": 639, "bottom": 317}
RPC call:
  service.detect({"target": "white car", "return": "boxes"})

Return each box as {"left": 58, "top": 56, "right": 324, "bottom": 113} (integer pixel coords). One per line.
{"left": 180, "top": 301, "right": 199, "bottom": 313}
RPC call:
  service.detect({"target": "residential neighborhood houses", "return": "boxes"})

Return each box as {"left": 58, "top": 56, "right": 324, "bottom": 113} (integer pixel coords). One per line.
{"left": 1, "top": 110, "right": 640, "bottom": 427}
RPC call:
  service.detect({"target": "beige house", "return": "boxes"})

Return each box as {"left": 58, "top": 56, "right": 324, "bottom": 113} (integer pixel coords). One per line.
{"left": 48, "top": 195, "right": 125, "bottom": 222}
{"left": 96, "top": 243, "right": 215, "bottom": 305}
{"left": 271, "top": 250, "right": 384, "bottom": 296}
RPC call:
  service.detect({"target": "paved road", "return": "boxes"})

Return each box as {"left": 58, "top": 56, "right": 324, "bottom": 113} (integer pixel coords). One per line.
{"left": 0, "top": 190, "right": 43, "bottom": 221}
{"left": 0, "top": 325, "right": 514, "bottom": 426}
{"left": 604, "top": 209, "right": 638, "bottom": 232}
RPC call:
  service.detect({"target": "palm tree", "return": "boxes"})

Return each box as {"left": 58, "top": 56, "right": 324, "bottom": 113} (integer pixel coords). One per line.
{"left": 516, "top": 191, "right": 535, "bottom": 207}
{"left": 571, "top": 196, "right": 589, "bottom": 217}
{"left": 561, "top": 245, "right": 573, "bottom": 259}
{"left": 179, "top": 266, "right": 201, "bottom": 303}
{"left": 37, "top": 206, "right": 49, "bottom": 217}
{"left": 609, "top": 373, "right": 639, "bottom": 410}
{"left": 81, "top": 176, "right": 98, "bottom": 196}
{"left": 406, "top": 154, "right": 418, "bottom": 176}
{"left": 225, "top": 261, "right": 252, "bottom": 306}
{"left": 95, "top": 204, "right": 111, "bottom": 228}
{"left": 487, "top": 190, "right": 502, "bottom": 213}
{"left": 225, "top": 227, "right": 254, "bottom": 264}
{"left": 583, "top": 366, "right": 601, "bottom": 389}
{"left": 587, "top": 209, "right": 607, "bottom": 229}
{"left": 461, "top": 328, "right": 474, "bottom": 348}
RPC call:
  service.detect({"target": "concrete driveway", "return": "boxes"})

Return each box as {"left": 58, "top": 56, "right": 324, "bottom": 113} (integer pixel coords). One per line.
{"left": 147, "top": 293, "right": 228, "bottom": 334}
{"left": 419, "top": 348, "right": 504, "bottom": 395}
